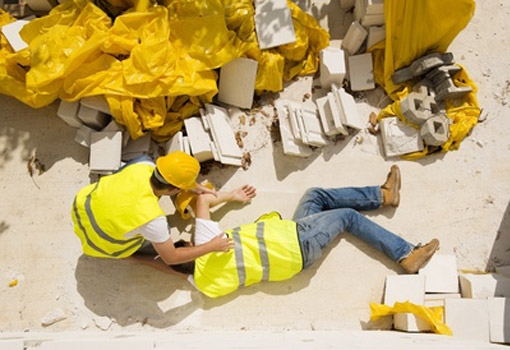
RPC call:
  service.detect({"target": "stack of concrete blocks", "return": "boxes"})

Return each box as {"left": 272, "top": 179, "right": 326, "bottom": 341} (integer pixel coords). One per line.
{"left": 218, "top": 58, "right": 258, "bottom": 109}
{"left": 0, "top": 15, "right": 35, "bottom": 52}
{"left": 446, "top": 272, "right": 510, "bottom": 344}
{"left": 315, "top": 83, "right": 363, "bottom": 138}
{"left": 319, "top": 46, "right": 347, "bottom": 88}
{"left": 354, "top": 0, "right": 384, "bottom": 27}
{"left": 400, "top": 92, "right": 450, "bottom": 147}
{"left": 378, "top": 116, "right": 424, "bottom": 157}
{"left": 254, "top": 0, "right": 296, "bottom": 50}
{"left": 199, "top": 103, "right": 243, "bottom": 166}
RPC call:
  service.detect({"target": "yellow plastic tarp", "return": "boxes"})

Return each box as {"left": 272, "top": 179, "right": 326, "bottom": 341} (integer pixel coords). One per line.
{"left": 0, "top": 0, "right": 329, "bottom": 142}
{"left": 370, "top": 0, "right": 480, "bottom": 159}
{"left": 370, "top": 301, "right": 453, "bottom": 336}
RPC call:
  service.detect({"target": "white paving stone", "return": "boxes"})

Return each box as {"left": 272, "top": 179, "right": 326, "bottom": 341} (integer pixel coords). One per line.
{"left": 218, "top": 58, "right": 258, "bottom": 109}
{"left": 347, "top": 53, "right": 375, "bottom": 91}
{"left": 419, "top": 254, "right": 460, "bottom": 293}
{"left": 89, "top": 131, "right": 122, "bottom": 173}
{"left": 384, "top": 274, "right": 425, "bottom": 306}
{"left": 459, "top": 272, "right": 510, "bottom": 299}
{"left": 445, "top": 298, "right": 490, "bottom": 342}
{"left": 488, "top": 297, "right": 510, "bottom": 344}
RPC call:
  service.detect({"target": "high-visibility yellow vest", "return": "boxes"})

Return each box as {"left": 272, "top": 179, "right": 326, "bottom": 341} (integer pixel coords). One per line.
{"left": 194, "top": 212, "right": 303, "bottom": 298}
{"left": 72, "top": 163, "right": 165, "bottom": 258}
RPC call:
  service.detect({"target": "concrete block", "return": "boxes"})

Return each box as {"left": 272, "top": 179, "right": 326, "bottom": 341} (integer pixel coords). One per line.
{"left": 102, "top": 119, "right": 124, "bottom": 132}
{"left": 445, "top": 298, "right": 489, "bottom": 341}
{"left": 89, "top": 131, "right": 122, "bottom": 173}
{"left": 424, "top": 293, "right": 461, "bottom": 308}
{"left": 361, "top": 13, "right": 385, "bottom": 27}
{"left": 77, "top": 105, "right": 111, "bottom": 131}
{"left": 254, "top": 0, "right": 296, "bottom": 50}
{"left": 420, "top": 114, "right": 450, "bottom": 146}
{"left": 0, "top": 16, "right": 35, "bottom": 52}
{"left": 183, "top": 116, "right": 214, "bottom": 162}
{"left": 341, "top": 21, "right": 368, "bottom": 56}
{"left": 315, "top": 95, "right": 337, "bottom": 136}
{"left": 57, "top": 100, "right": 83, "bottom": 128}
{"left": 25, "top": 0, "right": 55, "bottom": 11}
{"left": 355, "top": 0, "right": 384, "bottom": 26}
{"left": 332, "top": 84, "right": 363, "bottom": 130}
{"left": 80, "top": 95, "right": 111, "bottom": 115}
{"left": 459, "top": 273, "right": 510, "bottom": 299}
{"left": 203, "top": 104, "right": 243, "bottom": 166}
{"left": 74, "top": 124, "right": 94, "bottom": 148}
{"left": 275, "top": 100, "right": 313, "bottom": 157}
{"left": 488, "top": 297, "right": 510, "bottom": 344}
{"left": 367, "top": 25, "right": 385, "bottom": 49}
{"left": 393, "top": 313, "right": 432, "bottom": 333}
{"left": 218, "top": 58, "right": 258, "bottom": 109}
{"left": 327, "top": 92, "right": 349, "bottom": 135}
{"left": 384, "top": 274, "right": 425, "bottom": 306}
{"left": 418, "top": 254, "right": 459, "bottom": 293}
{"left": 392, "top": 52, "right": 454, "bottom": 84}
{"left": 164, "top": 131, "right": 185, "bottom": 154}
{"left": 320, "top": 46, "right": 347, "bottom": 88}
{"left": 183, "top": 136, "right": 191, "bottom": 155}
{"left": 379, "top": 116, "right": 424, "bottom": 157}
{"left": 121, "top": 132, "right": 151, "bottom": 162}
{"left": 400, "top": 92, "right": 439, "bottom": 126}
{"left": 347, "top": 53, "right": 375, "bottom": 91}
{"left": 365, "top": 0, "right": 384, "bottom": 15}
{"left": 297, "top": 105, "right": 329, "bottom": 147}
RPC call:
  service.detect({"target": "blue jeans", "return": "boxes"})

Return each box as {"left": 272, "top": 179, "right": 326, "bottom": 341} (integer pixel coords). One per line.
{"left": 293, "top": 186, "right": 414, "bottom": 269}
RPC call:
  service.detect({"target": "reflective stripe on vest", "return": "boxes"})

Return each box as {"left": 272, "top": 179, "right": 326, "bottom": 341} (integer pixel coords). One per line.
{"left": 73, "top": 182, "right": 144, "bottom": 257}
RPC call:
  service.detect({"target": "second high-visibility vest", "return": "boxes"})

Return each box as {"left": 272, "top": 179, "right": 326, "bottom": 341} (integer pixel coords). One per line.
{"left": 72, "top": 163, "right": 165, "bottom": 258}
{"left": 194, "top": 212, "right": 303, "bottom": 298}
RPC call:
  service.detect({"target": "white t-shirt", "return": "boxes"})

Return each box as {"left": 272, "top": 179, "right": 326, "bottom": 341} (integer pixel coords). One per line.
{"left": 123, "top": 214, "right": 170, "bottom": 243}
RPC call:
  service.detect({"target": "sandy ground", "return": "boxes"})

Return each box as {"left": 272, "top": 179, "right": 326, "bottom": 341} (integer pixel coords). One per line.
{"left": 0, "top": 0, "right": 509, "bottom": 337}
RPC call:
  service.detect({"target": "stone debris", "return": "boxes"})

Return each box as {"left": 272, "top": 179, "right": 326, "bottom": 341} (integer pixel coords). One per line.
{"left": 41, "top": 308, "right": 66, "bottom": 327}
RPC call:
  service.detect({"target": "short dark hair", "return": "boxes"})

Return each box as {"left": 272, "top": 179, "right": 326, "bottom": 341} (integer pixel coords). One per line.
{"left": 150, "top": 171, "right": 178, "bottom": 191}
{"left": 169, "top": 240, "right": 196, "bottom": 275}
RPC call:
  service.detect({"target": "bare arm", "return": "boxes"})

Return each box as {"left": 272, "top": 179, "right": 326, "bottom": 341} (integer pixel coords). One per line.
{"left": 194, "top": 184, "right": 257, "bottom": 220}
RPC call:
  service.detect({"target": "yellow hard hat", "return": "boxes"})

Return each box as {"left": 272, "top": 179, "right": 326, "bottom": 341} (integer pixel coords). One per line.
{"left": 155, "top": 151, "right": 200, "bottom": 189}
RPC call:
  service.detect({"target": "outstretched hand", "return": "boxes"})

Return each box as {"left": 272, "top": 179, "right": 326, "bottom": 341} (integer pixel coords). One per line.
{"left": 232, "top": 184, "right": 257, "bottom": 203}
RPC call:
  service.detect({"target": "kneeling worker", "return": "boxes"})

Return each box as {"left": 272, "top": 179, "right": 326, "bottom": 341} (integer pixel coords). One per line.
{"left": 71, "top": 151, "right": 233, "bottom": 268}
{"left": 170, "top": 166, "right": 440, "bottom": 298}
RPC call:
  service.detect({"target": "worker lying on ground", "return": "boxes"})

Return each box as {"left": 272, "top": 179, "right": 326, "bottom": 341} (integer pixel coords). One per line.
{"left": 71, "top": 151, "right": 233, "bottom": 269}
{"left": 169, "top": 165, "right": 440, "bottom": 298}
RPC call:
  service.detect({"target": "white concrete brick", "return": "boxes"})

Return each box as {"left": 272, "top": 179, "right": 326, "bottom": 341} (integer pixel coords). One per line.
{"left": 315, "top": 95, "right": 338, "bottom": 136}
{"left": 424, "top": 293, "right": 461, "bottom": 308}
{"left": 102, "top": 119, "right": 124, "bottom": 132}
{"left": 384, "top": 274, "right": 425, "bottom": 306}
{"left": 77, "top": 105, "right": 111, "bottom": 131}
{"left": 379, "top": 116, "right": 424, "bottom": 157}
{"left": 365, "top": 0, "right": 384, "bottom": 15}
{"left": 184, "top": 116, "right": 214, "bottom": 162}
{"left": 445, "top": 298, "right": 489, "bottom": 342}
{"left": 393, "top": 313, "right": 432, "bottom": 333}
{"left": 327, "top": 92, "right": 349, "bottom": 135}
{"left": 38, "top": 338, "right": 153, "bottom": 350}
{"left": 0, "top": 16, "right": 34, "bottom": 52}
{"left": 57, "top": 100, "right": 83, "bottom": 128}
{"left": 89, "top": 131, "right": 122, "bottom": 173}
{"left": 332, "top": 84, "right": 363, "bottom": 130}
{"left": 183, "top": 136, "right": 191, "bottom": 155}
{"left": 347, "top": 53, "right": 375, "bottom": 91}
{"left": 367, "top": 25, "right": 385, "bottom": 49}
{"left": 80, "top": 95, "right": 111, "bottom": 115}
{"left": 459, "top": 273, "right": 510, "bottom": 299}
{"left": 275, "top": 100, "right": 313, "bottom": 157}
{"left": 164, "top": 131, "right": 184, "bottom": 154}
{"left": 74, "top": 124, "right": 94, "bottom": 148}
{"left": 218, "top": 58, "right": 258, "bottom": 109}
{"left": 254, "top": 0, "right": 296, "bottom": 49}
{"left": 341, "top": 21, "right": 367, "bottom": 56}
{"left": 488, "top": 297, "right": 510, "bottom": 344}
{"left": 298, "top": 106, "right": 329, "bottom": 147}
{"left": 418, "top": 254, "right": 459, "bottom": 293}
{"left": 121, "top": 132, "right": 151, "bottom": 162}
{"left": 320, "top": 46, "right": 347, "bottom": 88}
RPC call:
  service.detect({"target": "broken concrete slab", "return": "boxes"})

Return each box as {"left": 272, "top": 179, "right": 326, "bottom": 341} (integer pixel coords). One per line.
{"left": 218, "top": 58, "right": 258, "bottom": 109}
{"left": 367, "top": 25, "right": 385, "bottom": 49}
{"left": 183, "top": 116, "right": 214, "bottom": 162}
{"left": 379, "top": 116, "right": 424, "bottom": 157}
{"left": 347, "top": 53, "right": 375, "bottom": 91}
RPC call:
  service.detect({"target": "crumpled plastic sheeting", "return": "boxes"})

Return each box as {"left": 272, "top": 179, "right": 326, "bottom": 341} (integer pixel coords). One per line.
{"left": 0, "top": 0, "right": 329, "bottom": 142}
{"left": 370, "top": 0, "right": 480, "bottom": 159}
{"left": 370, "top": 301, "right": 453, "bottom": 336}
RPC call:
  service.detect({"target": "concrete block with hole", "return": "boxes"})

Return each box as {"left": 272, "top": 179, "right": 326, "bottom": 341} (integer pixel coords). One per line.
{"left": 218, "top": 58, "right": 258, "bottom": 109}
{"left": 347, "top": 53, "right": 375, "bottom": 91}
{"left": 320, "top": 46, "right": 347, "bottom": 88}
{"left": 488, "top": 297, "right": 510, "bottom": 344}
{"left": 392, "top": 52, "right": 454, "bottom": 84}
{"left": 445, "top": 298, "right": 489, "bottom": 341}
{"left": 57, "top": 100, "right": 83, "bottom": 128}
{"left": 341, "top": 21, "right": 367, "bottom": 56}
{"left": 419, "top": 114, "right": 450, "bottom": 146}
{"left": 184, "top": 116, "right": 214, "bottom": 162}
{"left": 418, "top": 254, "right": 459, "bottom": 293}
{"left": 459, "top": 272, "right": 510, "bottom": 299}
{"left": 400, "top": 92, "right": 439, "bottom": 126}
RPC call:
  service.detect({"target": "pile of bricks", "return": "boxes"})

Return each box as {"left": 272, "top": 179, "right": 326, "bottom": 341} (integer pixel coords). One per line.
{"left": 383, "top": 254, "right": 510, "bottom": 344}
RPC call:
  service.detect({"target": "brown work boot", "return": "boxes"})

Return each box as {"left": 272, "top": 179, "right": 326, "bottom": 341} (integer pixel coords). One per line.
{"left": 400, "top": 239, "right": 440, "bottom": 274}
{"left": 381, "top": 165, "right": 401, "bottom": 207}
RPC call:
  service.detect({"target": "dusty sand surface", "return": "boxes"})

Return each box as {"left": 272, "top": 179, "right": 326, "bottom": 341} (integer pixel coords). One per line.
{"left": 1, "top": 0, "right": 509, "bottom": 336}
